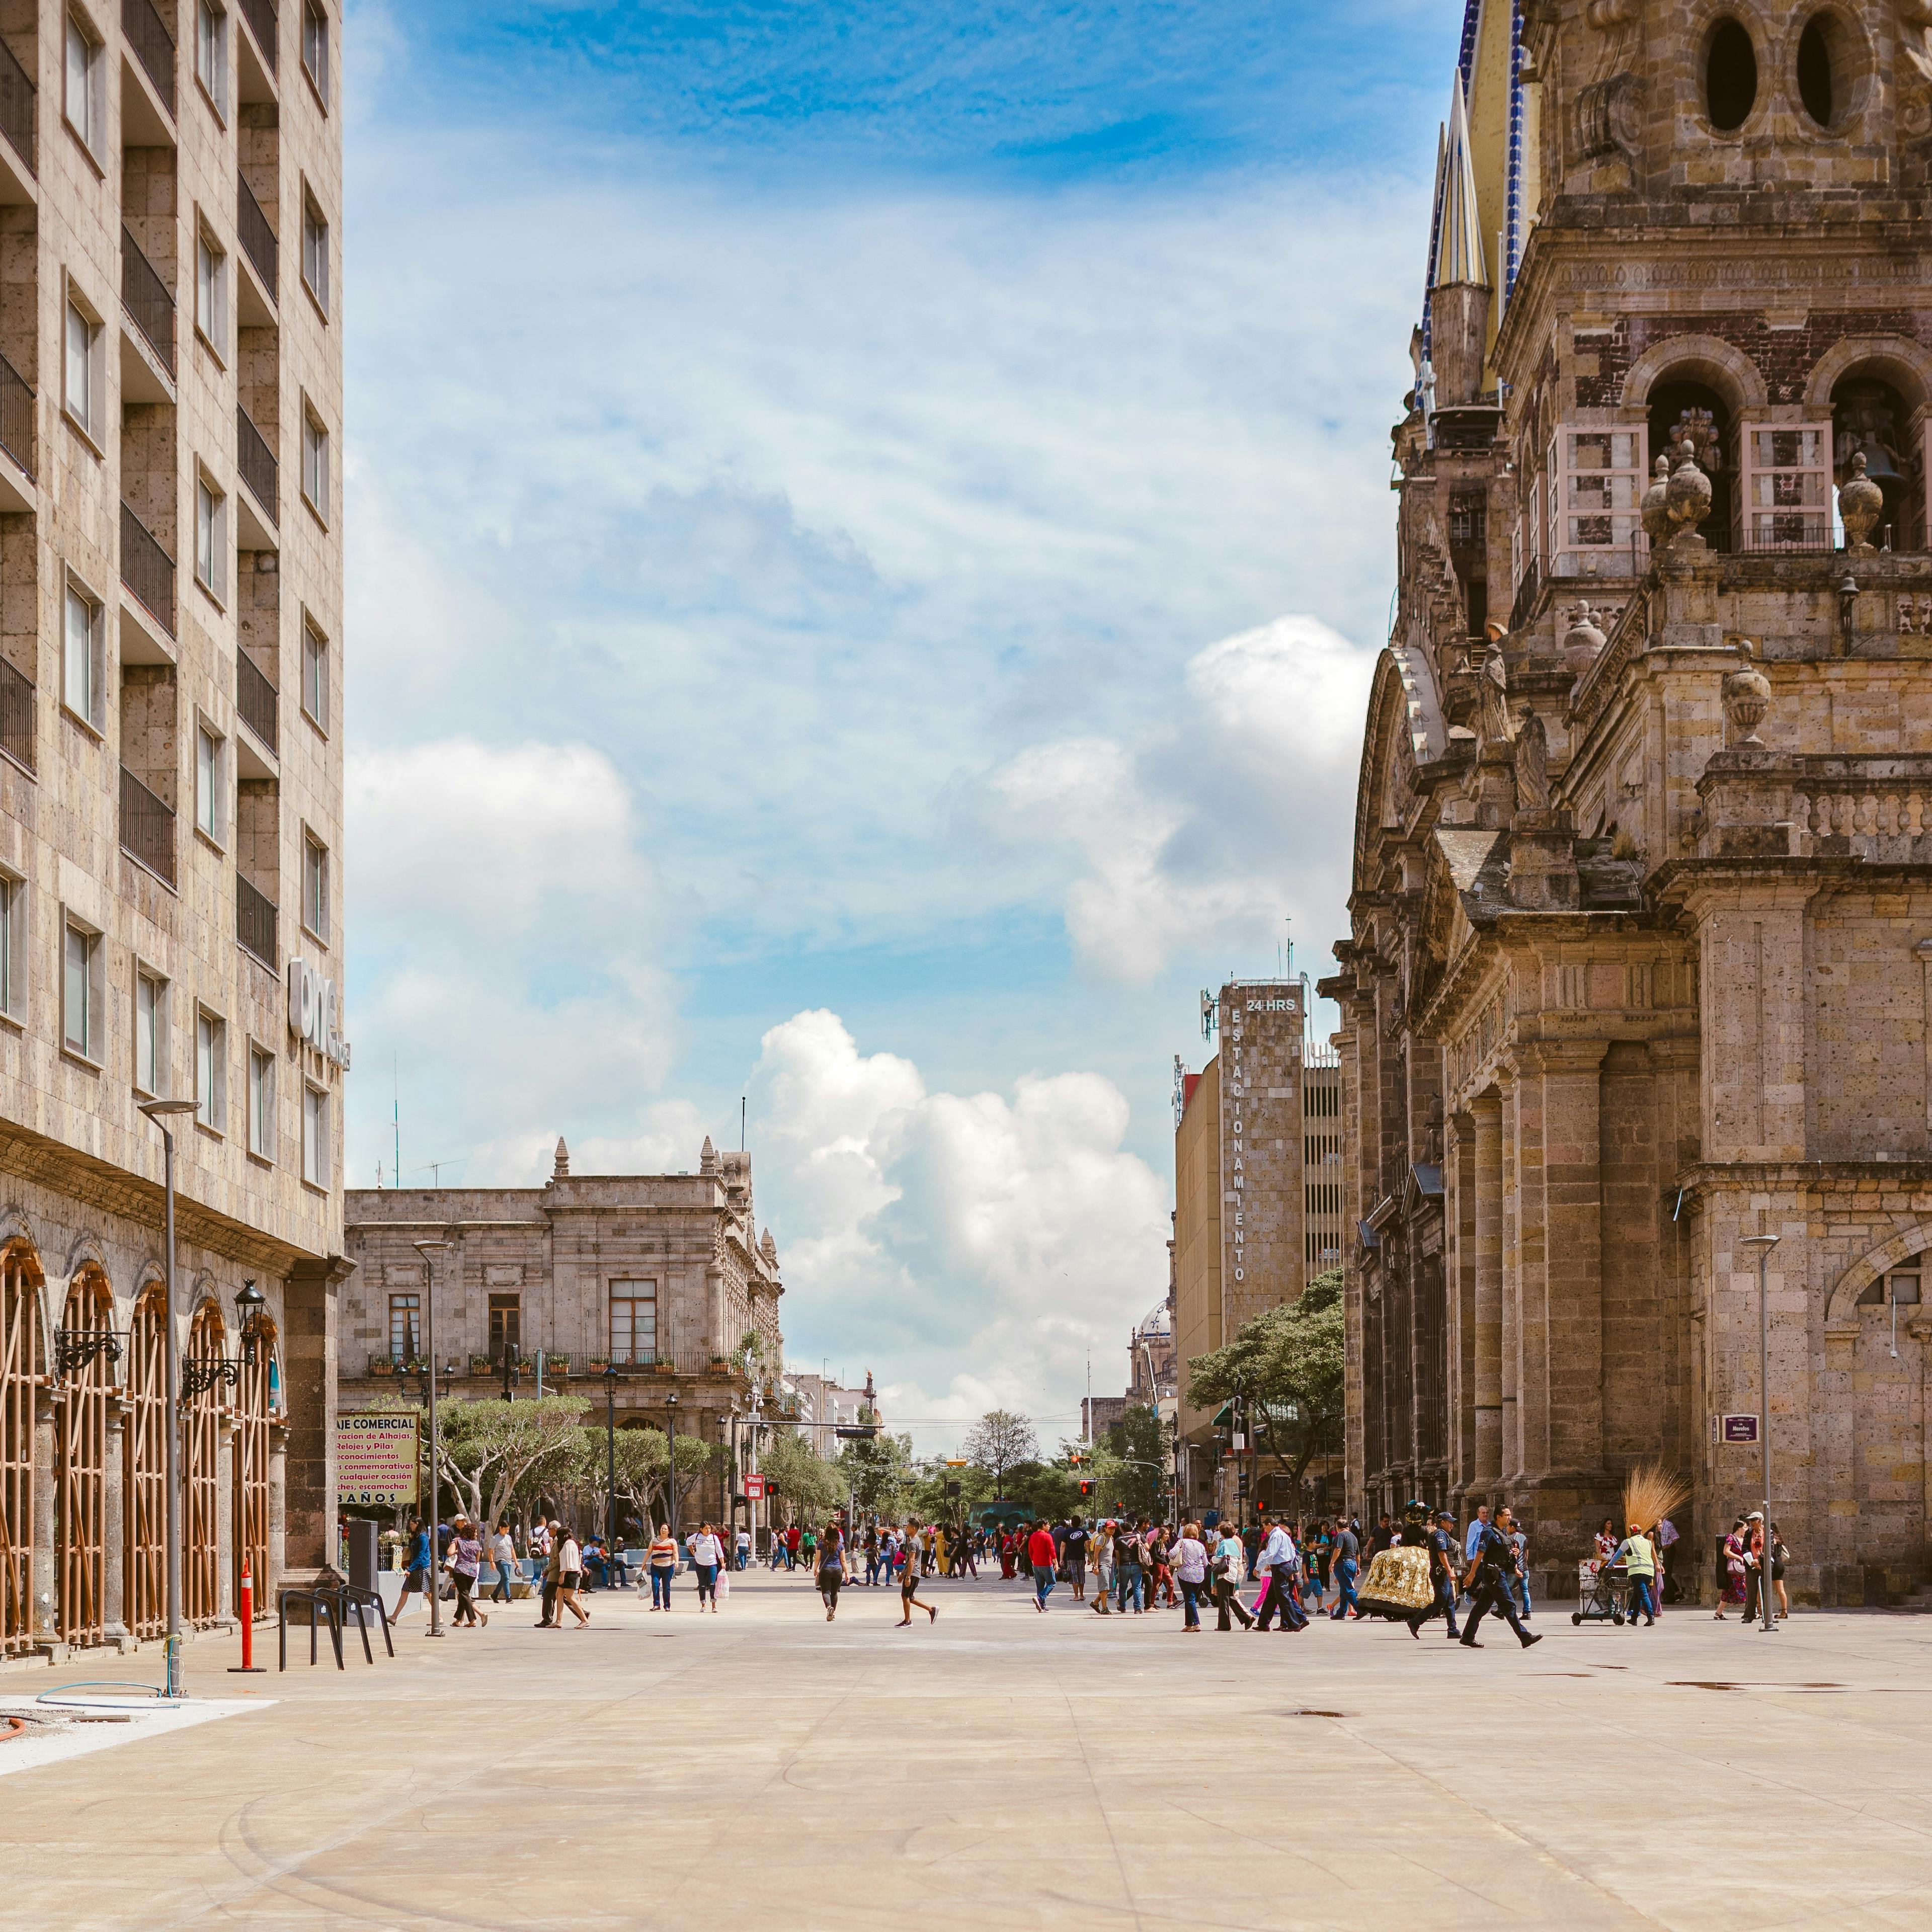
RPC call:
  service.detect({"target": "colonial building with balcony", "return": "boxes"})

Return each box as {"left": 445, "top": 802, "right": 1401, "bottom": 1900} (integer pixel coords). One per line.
{"left": 1323, "top": 0, "right": 1932, "bottom": 1607}
{"left": 340, "top": 1138, "right": 786, "bottom": 1530}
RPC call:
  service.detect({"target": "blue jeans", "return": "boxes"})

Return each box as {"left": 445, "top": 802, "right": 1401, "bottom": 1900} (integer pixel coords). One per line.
{"left": 1035, "top": 1569, "right": 1056, "bottom": 1608}
{"left": 1116, "top": 1565, "right": 1144, "bottom": 1612}
{"left": 696, "top": 1563, "right": 719, "bottom": 1603}
{"left": 1628, "top": 1574, "right": 1654, "bottom": 1621}
{"left": 650, "top": 1567, "right": 673, "bottom": 1607}
{"left": 865, "top": 1555, "right": 881, "bottom": 1585}
{"left": 1180, "top": 1578, "right": 1204, "bottom": 1629}
{"left": 1330, "top": 1557, "right": 1359, "bottom": 1618}
{"left": 1513, "top": 1571, "right": 1533, "bottom": 1618}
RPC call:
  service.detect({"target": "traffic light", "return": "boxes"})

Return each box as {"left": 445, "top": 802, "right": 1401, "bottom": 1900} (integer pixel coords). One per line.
{"left": 1078, "top": 1479, "right": 1094, "bottom": 1497}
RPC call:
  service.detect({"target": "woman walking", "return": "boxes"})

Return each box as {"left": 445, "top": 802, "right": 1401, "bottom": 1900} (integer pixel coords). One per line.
{"left": 689, "top": 1522, "right": 726, "bottom": 1613}
{"left": 448, "top": 1518, "right": 488, "bottom": 1627}
{"left": 818, "top": 1521, "right": 846, "bottom": 1621}
{"left": 897, "top": 1518, "right": 938, "bottom": 1626}
{"left": 489, "top": 1522, "right": 519, "bottom": 1607}
{"left": 1172, "top": 1521, "right": 1209, "bottom": 1632}
{"left": 1213, "top": 1523, "right": 1254, "bottom": 1630}
{"left": 554, "top": 1526, "right": 591, "bottom": 1628}
{"left": 1090, "top": 1522, "right": 1115, "bottom": 1614}
{"left": 1716, "top": 1516, "right": 1747, "bottom": 1619}
{"left": 645, "top": 1522, "right": 679, "bottom": 1611}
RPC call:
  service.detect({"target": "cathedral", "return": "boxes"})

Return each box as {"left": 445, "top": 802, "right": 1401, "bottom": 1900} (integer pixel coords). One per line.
{"left": 1320, "top": 0, "right": 1932, "bottom": 1605}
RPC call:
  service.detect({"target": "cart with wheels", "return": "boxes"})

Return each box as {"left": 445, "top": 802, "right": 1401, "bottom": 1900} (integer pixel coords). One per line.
{"left": 1572, "top": 1557, "right": 1630, "bottom": 1626}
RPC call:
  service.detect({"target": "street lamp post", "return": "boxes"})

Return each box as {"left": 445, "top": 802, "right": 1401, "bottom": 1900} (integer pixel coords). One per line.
{"left": 137, "top": 1096, "right": 201, "bottom": 1700}
{"left": 412, "top": 1238, "right": 453, "bottom": 1638}
{"left": 1741, "top": 1233, "right": 1781, "bottom": 1634}
{"left": 664, "top": 1391, "right": 680, "bottom": 1551}
{"left": 602, "top": 1363, "right": 621, "bottom": 1553}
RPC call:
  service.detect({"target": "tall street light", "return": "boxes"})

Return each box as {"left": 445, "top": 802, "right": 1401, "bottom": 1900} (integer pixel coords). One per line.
{"left": 412, "top": 1238, "right": 453, "bottom": 1638}
{"left": 138, "top": 1096, "right": 200, "bottom": 1700}
{"left": 1741, "top": 1232, "right": 1781, "bottom": 1635}
{"left": 664, "top": 1391, "right": 680, "bottom": 1551}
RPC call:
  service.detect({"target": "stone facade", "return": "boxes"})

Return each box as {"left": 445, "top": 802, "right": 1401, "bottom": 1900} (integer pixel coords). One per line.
{"left": 0, "top": 1, "right": 346, "bottom": 1661}
{"left": 1322, "top": 1, "right": 1932, "bottom": 1605}
{"left": 340, "top": 1138, "right": 784, "bottom": 1534}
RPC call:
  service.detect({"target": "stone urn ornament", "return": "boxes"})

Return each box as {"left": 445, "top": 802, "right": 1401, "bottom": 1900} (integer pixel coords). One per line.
{"left": 1838, "top": 449, "right": 1884, "bottom": 551}
{"left": 1721, "top": 640, "right": 1772, "bottom": 747}
{"left": 1562, "top": 600, "right": 1608, "bottom": 680}
{"left": 1640, "top": 453, "right": 1672, "bottom": 545}
{"left": 1665, "top": 434, "right": 1712, "bottom": 541}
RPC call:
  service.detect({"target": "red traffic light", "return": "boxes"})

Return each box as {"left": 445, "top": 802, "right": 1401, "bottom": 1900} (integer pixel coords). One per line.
{"left": 1078, "top": 1479, "right": 1094, "bottom": 1496}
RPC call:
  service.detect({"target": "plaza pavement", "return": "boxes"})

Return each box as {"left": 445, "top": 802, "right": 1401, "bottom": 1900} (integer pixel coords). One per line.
{"left": 4, "top": 1568, "right": 1930, "bottom": 1930}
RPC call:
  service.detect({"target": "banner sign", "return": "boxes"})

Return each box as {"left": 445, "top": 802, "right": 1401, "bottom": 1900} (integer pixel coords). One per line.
{"left": 743, "top": 1474, "right": 767, "bottom": 1500}
{"left": 337, "top": 1411, "right": 419, "bottom": 1507}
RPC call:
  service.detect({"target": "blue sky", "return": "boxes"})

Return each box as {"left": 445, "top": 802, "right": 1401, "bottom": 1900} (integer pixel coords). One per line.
{"left": 342, "top": 1, "right": 1460, "bottom": 1442}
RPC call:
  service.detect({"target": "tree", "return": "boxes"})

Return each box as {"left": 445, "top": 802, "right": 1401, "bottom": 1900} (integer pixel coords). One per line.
{"left": 1097, "top": 1404, "right": 1169, "bottom": 1519}
{"left": 569, "top": 1425, "right": 719, "bottom": 1541}
{"left": 757, "top": 1428, "right": 845, "bottom": 1524}
{"left": 838, "top": 1429, "right": 915, "bottom": 1520}
{"left": 1185, "top": 1268, "right": 1344, "bottom": 1504}
{"left": 379, "top": 1394, "right": 588, "bottom": 1532}
{"left": 961, "top": 1409, "right": 1037, "bottom": 1496}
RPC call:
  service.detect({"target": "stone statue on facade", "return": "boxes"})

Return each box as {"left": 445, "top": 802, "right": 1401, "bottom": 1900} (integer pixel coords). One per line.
{"left": 1514, "top": 711, "right": 1550, "bottom": 811}
{"left": 1479, "top": 640, "right": 1512, "bottom": 750}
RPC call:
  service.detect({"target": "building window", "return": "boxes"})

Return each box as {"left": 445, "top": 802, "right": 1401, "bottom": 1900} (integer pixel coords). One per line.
{"left": 301, "top": 190, "right": 330, "bottom": 314}
{"left": 301, "top": 617, "right": 329, "bottom": 732}
{"left": 62, "top": 919, "right": 101, "bottom": 1060}
{"left": 488, "top": 1294, "right": 521, "bottom": 1365}
{"left": 196, "top": 0, "right": 228, "bottom": 116}
{"left": 62, "top": 580, "right": 102, "bottom": 727}
{"left": 196, "top": 1008, "right": 226, "bottom": 1131}
{"left": 63, "top": 297, "right": 103, "bottom": 445}
{"left": 301, "top": 407, "right": 330, "bottom": 522}
{"left": 194, "top": 722, "right": 222, "bottom": 841}
{"left": 196, "top": 230, "right": 228, "bottom": 357}
{"left": 301, "top": 1081, "right": 328, "bottom": 1187}
{"left": 387, "top": 1293, "right": 420, "bottom": 1362}
{"left": 302, "top": 0, "right": 329, "bottom": 103}
{"left": 609, "top": 1280, "right": 657, "bottom": 1365}
{"left": 64, "top": 10, "right": 105, "bottom": 160}
{"left": 248, "top": 1045, "right": 275, "bottom": 1159}
{"left": 195, "top": 477, "right": 227, "bottom": 601}
{"left": 302, "top": 832, "right": 329, "bottom": 944}
{"left": 134, "top": 969, "right": 167, "bottom": 1095}
{"left": 0, "top": 872, "right": 22, "bottom": 1021}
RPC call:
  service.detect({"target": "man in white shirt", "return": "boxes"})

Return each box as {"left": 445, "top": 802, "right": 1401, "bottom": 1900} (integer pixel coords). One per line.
{"left": 488, "top": 1524, "right": 519, "bottom": 1605}
{"left": 1253, "top": 1515, "right": 1305, "bottom": 1632}
{"left": 734, "top": 1525, "right": 751, "bottom": 1572}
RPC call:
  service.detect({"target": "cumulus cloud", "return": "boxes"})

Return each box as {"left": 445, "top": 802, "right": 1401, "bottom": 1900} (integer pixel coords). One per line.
{"left": 979, "top": 613, "right": 1375, "bottom": 983}
{"left": 752, "top": 1010, "right": 1167, "bottom": 1443}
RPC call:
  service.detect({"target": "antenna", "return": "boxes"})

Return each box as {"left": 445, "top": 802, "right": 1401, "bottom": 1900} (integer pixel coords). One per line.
{"left": 393, "top": 1053, "right": 401, "bottom": 1199}
{"left": 741, "top": 1094, "right": 747, "bottom": 1153}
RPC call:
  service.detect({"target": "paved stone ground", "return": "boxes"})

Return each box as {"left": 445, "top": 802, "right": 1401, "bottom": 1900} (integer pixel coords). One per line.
{"left": 6, "top": 1570, "right": 1931, "bottom": 1930}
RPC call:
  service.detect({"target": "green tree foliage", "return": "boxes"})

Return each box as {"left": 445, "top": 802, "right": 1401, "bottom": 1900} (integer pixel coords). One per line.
{"left": 757, "top": 1428, "right": 846, "bottom": 1523}
{"left": 838, "top": 1429, "right": 915, "bottom": 1520}
{"left": 381, "top": 1394, "right": 588, "bottom": 1532}
{"left": 1095, "top": 1404, "right": 1169, "bottom": 1519}
{"left": 559, "top": 1426, "right": 721, "bottom": 1541}
{"left": 960, "top": 1409, "right": 1037, "bottom": 1495}
{"left": 1185, "top": 1267, "right": 1344, "bottom": 1502}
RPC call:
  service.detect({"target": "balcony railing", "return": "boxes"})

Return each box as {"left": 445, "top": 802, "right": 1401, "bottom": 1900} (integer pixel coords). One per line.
{"left": 121, "top": 226, "right": 176, "bottom": 377}
{"left": 237, "top": 171, "right": 277, "bottom": 302}
{"left": 0, "top": 656, "right": 30, "bottom": 773}
{"left": 237, "top": 0, "right": 278, "bottom": 76}
{"left": 237, "top": 873, "right": 277, "bottom": 968}
{"left": 236, "top": 401, "right": 277, "bottom": 523}
{"left": 122, "top": 0, "right": 177, "bottom": 113}
{"left": 0, "top": 34, "right": 33, "bottom": 179}
{"left": 236, "top": 650, "right": 277, "bottom": 751}
{"left": 119, "top": 766, "right": 175, "bottom": 886}
{"left": 0, "top": 351, "right": 32, "bottom": 481}
{"left": 120, "top": 502, "right": 176, "bottom": 638}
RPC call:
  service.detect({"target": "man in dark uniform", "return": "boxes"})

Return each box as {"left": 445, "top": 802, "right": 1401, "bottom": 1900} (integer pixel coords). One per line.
{"left": 1460, "top": 1505, "right": 1542, "bottom": 1650}
{"left": 1406, "top": 1506, "right": 1463, "bottom": 1640}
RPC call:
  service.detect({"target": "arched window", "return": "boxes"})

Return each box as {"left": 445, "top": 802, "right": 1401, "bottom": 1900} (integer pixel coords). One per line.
{"left": 1831, "top": 372, "right": 1921, "bottom": 551}
{"left": 1705, "top": 19, "right": 1758, "bottom": 132}
{"left": 1649, "top": 380, "right": 1735, "bottom": 551}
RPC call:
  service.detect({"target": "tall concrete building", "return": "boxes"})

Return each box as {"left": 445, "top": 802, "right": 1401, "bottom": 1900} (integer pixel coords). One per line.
{"left": 1325, "top": 0, "right": 1932, "bottom": 1603}
{"left": 341, "top": 1138, "right": 784, "bottom": 1534}
{"left": 0, "top": 0, "right": 346, "bottom": 1660}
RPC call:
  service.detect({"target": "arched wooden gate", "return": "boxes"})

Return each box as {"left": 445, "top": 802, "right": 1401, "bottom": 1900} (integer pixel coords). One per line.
{"left": 183, "top": 1302, "right": 224, "bottom": 1626}
{"left": 56, "top": 1268, "right": 112, "bottom": 1646}
{"left": 1, "top": 1241, "right": 43, "bottom": 1658}
{"left": 233, "top": 1325, "right": 274, "bottom": 1614}
{"left": 125, "top": 1286, "right": 168, "bottom": 1641}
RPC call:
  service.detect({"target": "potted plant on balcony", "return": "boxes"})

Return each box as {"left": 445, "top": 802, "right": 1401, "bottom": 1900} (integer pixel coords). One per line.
{"left": 586, "top": 1355, "right": 610, "bottom": 1374}
{"left": 367, "top": 1355, "right": 394, "bottom": 1376}
{"left": 469, "top": 1354, "right": 493, "bottom": 1375}
{"left": 645, "top": 1357, "right": 675, "bottom": 1375}
{"left": 549, "top": 1353, "right": 572, "bottom": 1375}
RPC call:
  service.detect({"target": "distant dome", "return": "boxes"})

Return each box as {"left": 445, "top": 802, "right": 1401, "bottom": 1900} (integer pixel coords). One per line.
{"left": 1136, "top": 1303, "right": 1172, "bottom": 1337}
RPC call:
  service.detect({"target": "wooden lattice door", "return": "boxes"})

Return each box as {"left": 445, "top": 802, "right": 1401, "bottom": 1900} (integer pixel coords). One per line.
{"left": 56, "top": 1271, "right": 112, "bottom": 1646}
{"left": 232, "top": 1328, "right": 273, "bottom": 1618}
{"left": 182, "top": 1303, "right": 224, "bottom": 1627}
{"left": 125, "top": 1289, "right": 167, "bottom": 1641}
{"left": 1, "top": 1242, "right": 42, "bottom": 1657}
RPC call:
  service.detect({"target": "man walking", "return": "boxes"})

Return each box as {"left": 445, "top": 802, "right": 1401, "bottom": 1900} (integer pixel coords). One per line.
{"left": 1406, "top": 1507, "right": 1462, "bottom": 1640}
{"left": 488, "top": 1522, "right": 519, "bottom": 1607}
{"left": 1328, "top": 1515, "right": 1361, "bottom": 1620}
{"left": 1028, "top": 1519, "right": 1060, "bottom": 1612}
{"left": 1611, "top": 1520, "right": 1658, "bottom": 1626}
{"left": 393, "top": 1516, "right": 433, "bottom": 1624}
{"left": 1460, "top": 1506, "right": 1542, "bottom": 1650}
{"left": 1252, "top": 1514, "right": 1306, "bottom": 1632}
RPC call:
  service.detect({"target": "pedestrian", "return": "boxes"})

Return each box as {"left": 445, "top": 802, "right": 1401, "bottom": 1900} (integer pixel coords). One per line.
{"left": 645, "top": 1522, "right": 678, "bottom": 1611}
{"left": 1090, "top": 1522, "right": 1115, "bottom": 1615}
{"left": 735, "top": 1523, "right": 751, "bottom": 1572}
{"left": 1300, "top": 1523, "right": 1326, "bottom": 1615}
{"left": 1716, "top": 1516, "right": 1747, "bottom": 1619}
{"left": 1405, "top": 1507, "right": 1462, "bottom": 1640}
{"left": 955, "top": 1528, "right": 979, "bottom": 1579}
{"left": 1328, "top": 1515, "right": 1361, "bottom": 1620}
{"left": 1594, "top": 1516, "right": 1619, "bottom": 1562}
{"left": 1242, "top": 1519, "right": 1263, "bottom": 1583}
{"left": 554, "top": 1526, "right": 591, "bottom": 1628}
{"left": 393, "top": 1515, "right": 433, "bottom": 1624}
{"left": 1149, "top": 1524, "right": 1177, "bottom": 1608}
{"left": 1458, "top": 1506, "right": 1541, "bottom": 1650}
{"left": 1741, "top": 1512, "right": 1771, "bottom": 1625}
{"left": 897, "top": 1518, "right": 938, "bottom": 1626}
{"left": 800, "top": 1522, "right": 818, "bottom": 1575}
{"left": 1171, "top": 1520, "right": 1209, "bottom": 1632}
{"left": 1212, "top": 1521, "right": 1253, "bottom": 1630}
{"left": 1063, "top": 1514, "right": 1089, "bottom": 1601}
{"left": 1028, "top": 1519, "right": 1060, "bottom": 1612}
{"left": 1611, "top": 1519, "right": 1657, "bottom": 1626}
{"left": 489, "top": 1522, "right": 518, "bottom": 1606}
{"left": 535, "top": 1518, "right": 562, "bottom": 1627}
{"left": 1369, "top": 1511, "right": 1396, "bottom": 1559}
{"left": 1461, "top": 1503, "right": 1490, "bottom": 1607}
{"left": 785, "top": 1522, "right": 800, "bottom": 1570}
{"left": 1655, "top": 1512, "right": 1680, "bottom": 1607}
{"left": 1508, "top": 1518, "right": 1533, "bottom": 1622}
{"left": 818, "top": 1521, "right": 846, "bottom": 1621}
{"left": 689, "top": 1521, "right": 726, "bottom": 1612}
{"left": 1770, "top": 1521, "right": 1790, "bottom": 1619}
{"left": 1253, "top": 1514, "right": 1306, "bottom": 1632}
{"left": 445, "top": 1517, "right": 487, "bottom": 1628}
{"left": 1115, "top": 1520, "right": 1146, "bottom": 1615}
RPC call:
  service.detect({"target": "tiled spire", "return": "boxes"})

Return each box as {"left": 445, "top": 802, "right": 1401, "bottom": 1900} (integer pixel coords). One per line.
{"left": 1432, "top": 74, "right": 1487, "bottom": 291}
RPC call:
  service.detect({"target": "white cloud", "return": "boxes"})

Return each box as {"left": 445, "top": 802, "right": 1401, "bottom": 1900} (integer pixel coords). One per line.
{"left": 752, "top": 1010, "right": 1167, "bottom": 1445}
{"left": 980, "top": 613, "right": 1375, "bottom": 983}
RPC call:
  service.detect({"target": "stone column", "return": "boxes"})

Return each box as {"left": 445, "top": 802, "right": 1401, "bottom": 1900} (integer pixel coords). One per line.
{"left": 283, "top": 1257, "right": 348, "bottom": 1584}
{"left": 102, "top": 1395, "right": 131, "bottom": 1648}
{"left": 1446, "top": 1109, "right": 1477, "bottom": 1495}
{"left": 1533, "top": 1040, "right": 1610, "bottom": 1478}
{"left": 268, "top": 1418, "right": 289, "bottom": 1598}
{"left": 1500, "top": 1070, "right": 1522, "bottom": 1484}
{"left": 1472, "top": 1089, "right": 1505, "bottom": 1490}
{"left": 1688, "top": 886, "right": 1809, "bottom": 1163}
{"left": 31, "top": 1386, "right": 56, "bottom": 1649}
